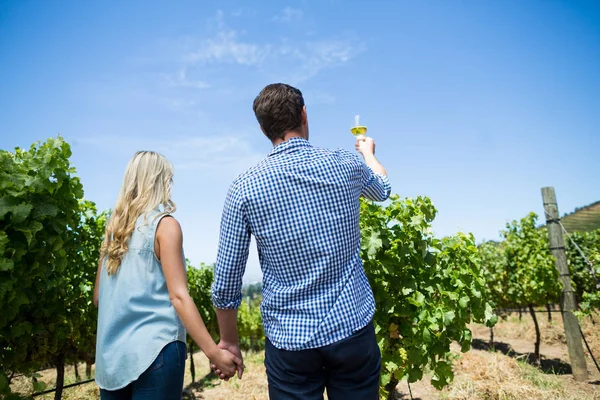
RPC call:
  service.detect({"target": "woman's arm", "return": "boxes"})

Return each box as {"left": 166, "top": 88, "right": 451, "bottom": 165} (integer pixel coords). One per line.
{"left": 156, "top": 216, "right": 242, "bottom": 378}
{"left": 93, "top": 259, "right": 102, "bottom": 307}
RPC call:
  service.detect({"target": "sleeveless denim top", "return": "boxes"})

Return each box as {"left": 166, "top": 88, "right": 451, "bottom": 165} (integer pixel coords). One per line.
{"left": 95, "top": 210, "right": 186, "bottom": 390}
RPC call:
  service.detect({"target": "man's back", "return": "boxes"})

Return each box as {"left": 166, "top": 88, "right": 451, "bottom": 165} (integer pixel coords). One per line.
{"left": 212, "top": 137, "right": 390, "bottom": 350}
{"left": 211, "top": 83, "right": 390, "bottom": 399}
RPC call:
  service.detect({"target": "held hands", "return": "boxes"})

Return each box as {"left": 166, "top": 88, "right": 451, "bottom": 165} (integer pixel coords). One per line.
{"left": 209, "top": 346, "right": 243, "bottom": 381}
{"left": 355, "top": 136, "right": 376, "bottom": 157}
{"left": 210, "top": 342, "right": 244, "bottom": 380}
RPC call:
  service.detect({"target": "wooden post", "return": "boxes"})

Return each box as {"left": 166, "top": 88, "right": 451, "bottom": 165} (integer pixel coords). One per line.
{"left": 541, "top": 187, "right": 588, "bottom": 382}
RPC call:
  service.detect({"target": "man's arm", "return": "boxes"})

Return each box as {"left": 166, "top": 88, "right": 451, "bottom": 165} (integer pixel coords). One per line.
{"left": 216, "top": 309, "right": 239, "bottom": 343}
{"left": 211, "top": 183, "right": 251, "bottom": 376}
{"left": 355, "top": 137, "right": 391, "bottom": 201}
{"left": 356, "top": 137, "right": 387, "bottom": 176}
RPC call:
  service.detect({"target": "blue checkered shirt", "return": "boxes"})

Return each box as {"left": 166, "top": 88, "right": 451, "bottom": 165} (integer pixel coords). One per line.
{"left": 212, "top": 138, "right": 391, "bottom": 350}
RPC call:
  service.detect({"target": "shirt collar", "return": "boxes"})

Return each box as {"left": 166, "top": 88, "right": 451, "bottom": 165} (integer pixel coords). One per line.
{"left": 268, "top": 137, "right": 312, "bottom": 157}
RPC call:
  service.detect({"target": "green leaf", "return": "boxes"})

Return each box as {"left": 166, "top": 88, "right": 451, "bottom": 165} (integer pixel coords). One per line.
{"left": 431, "top": 362, "right": 454, "bottom": 390}
{"left": 12, "top": 321, "right": 33, "bottom": 337}
{"left": 408, "top": 368, "right": 423, "bottom": 383}
{"left": 424, "top": 251, "right": 436, "bottom": 265}
{"left": 16, "top": 220, "right": 43, "bottom": 246}
{"left": 463, "top": 328, "right": 472, "bottom": 341}
{"left": 365, "top": 230, "right": 383, "bottom": 258}
{"left": 461, "top": 329, "right": 473, "bottom": 352}
{"left": 423, "top": 328, "right": 432, "bottom": 344}
{"left": 0, "top": 231, "right": 8, "bottom": 249}
{"left": 486, "top": 313, "right": 498, "bottom": 327}
{"left": 73, "top": 182, "right": 84, "bottom": 200}
{"left": 32, "top": 379, "right": 47, "bottom": 392}
{"left": 461, "top": 340, "right": 471, "bottom": 353}
{"left": 408, "top": 291, "right": 425, "bottom": 307}
{"left": 80, "top": 283, "right": 92, "bottom": 293}
{"left": 410, "top": 215, "right": 423, "bottom": 227}
{"left": 458, "top": 296, "right": 469, "bottom": 309}
{"left": 385, "top": 361, "right": 399, "bottom": 372}
{"left": 380, "top": 372, "right": 391, "bottom": 386}
{"left": 443, "top": 311, "right": 455, "bottom": 325}
{"left": 484, "top": 303, "right": 495, "bottom": 322}
{"left": 34, "top": 203, "right": 59, "bottom": 218}
{"left": 0, "top": 258, "right": 14, "bottom": 271}
{"left": 14, "top": 291, "right": 29, "bottom": 307}
{"left": 11, "top": 203, "right": 33, "bottom": 223}
{"left": 407, "top": 347, "right": 424, "bottom": 364}
{"left": 0, "top": 196, "right": 17, "bottom": 219}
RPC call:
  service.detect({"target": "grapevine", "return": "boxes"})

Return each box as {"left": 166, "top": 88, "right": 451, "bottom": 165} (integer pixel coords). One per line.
{"left": 359, "top": 196, "right": 496, "bottom": 398}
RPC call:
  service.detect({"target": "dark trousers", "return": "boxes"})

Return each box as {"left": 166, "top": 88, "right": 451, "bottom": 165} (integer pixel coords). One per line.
{"left": 100, "top": 341, "right": 186, "bottom": 400}
{"left": 264, "top": 323, "right": 381, "bottom": 400}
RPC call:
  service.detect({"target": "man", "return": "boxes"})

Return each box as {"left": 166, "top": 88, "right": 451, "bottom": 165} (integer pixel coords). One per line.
{"left": 211, "top": 83, "right": 391, "bottom": 399}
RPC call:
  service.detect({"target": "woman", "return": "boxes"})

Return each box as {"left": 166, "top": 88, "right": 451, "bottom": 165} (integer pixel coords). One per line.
{"left": 93, "top": 151, "right": 241, "bottom": 400}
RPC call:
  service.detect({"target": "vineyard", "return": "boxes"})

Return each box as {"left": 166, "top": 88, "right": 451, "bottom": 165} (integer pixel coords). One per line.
{"left": 1, "top": 137, "right": 600, "bottom": 400}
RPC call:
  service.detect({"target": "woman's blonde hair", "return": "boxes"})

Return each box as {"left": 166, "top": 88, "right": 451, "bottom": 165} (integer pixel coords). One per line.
{"left": 100, "top": 151, "right": 176, "bottom": 275}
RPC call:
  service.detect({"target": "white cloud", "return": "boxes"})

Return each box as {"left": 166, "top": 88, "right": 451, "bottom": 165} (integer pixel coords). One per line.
{"left": 275, "top": 39, "right": 363, "bottom": 83}
{"left": 172, "top": 12, "right": 364, "bottom": 87}
{"left": 185, "top": 30, "right": 270, "bottom": 66}
{"left": 181, "top": 10, "right": 269, "bottom": 67}
{"left": 273, "top": 7, "right": 304, "bottom": 23}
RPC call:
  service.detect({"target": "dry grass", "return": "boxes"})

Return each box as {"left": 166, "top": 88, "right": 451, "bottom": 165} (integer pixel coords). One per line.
{"left": 8, "top": 352, "right": 268, "bottom": 400}
{"left": 480, "top": 310, "right": 600, "bottom": 350}
{"left": 184, "top": 351, "right": 269, "bottom": 400}
{"left": 10, "top": 363, "right": 100, "bottom": 400}
{"left": 439, "top": 350, "right": 599, "bottom": 400}
{"left": 470, "top": 310, "right": 600, "bottom": 380}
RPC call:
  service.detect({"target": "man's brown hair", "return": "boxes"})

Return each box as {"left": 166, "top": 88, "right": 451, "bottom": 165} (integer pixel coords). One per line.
{"left": 253, "top": 83, "right": 305, "bottom": 141}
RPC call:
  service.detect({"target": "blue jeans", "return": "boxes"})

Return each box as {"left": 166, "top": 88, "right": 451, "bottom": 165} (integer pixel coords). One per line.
{"left": 100, "top": 340, "right": 186, "bottom": 400}
{"left": 265, "top": 322, "right": 381, "bottom": 400}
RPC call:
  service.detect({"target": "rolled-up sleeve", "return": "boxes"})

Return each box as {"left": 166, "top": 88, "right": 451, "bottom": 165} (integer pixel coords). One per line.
{"left": 360, "top": 164, "right": 391, "bottom": 202}
{"left": 211, "top": 182, "right": 251, "bottom": 309}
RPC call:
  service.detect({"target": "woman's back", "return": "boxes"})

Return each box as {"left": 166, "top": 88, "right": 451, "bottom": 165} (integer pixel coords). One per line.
{"left": 95, "top": 210, "right": 186, "bottom": 391}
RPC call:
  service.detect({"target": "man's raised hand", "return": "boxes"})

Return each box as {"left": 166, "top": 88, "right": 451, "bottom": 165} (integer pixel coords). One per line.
{"left": 355, "top": 136, "right": 376, "bottom": 157}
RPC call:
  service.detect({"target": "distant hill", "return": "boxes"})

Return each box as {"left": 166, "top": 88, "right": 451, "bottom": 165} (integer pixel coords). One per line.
{"left": 559, "top": 201, "right": 600, "bottom": 233}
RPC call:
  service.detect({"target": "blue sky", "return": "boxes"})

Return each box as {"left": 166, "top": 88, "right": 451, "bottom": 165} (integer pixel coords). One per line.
{"left": 1, "top": 0, "right": 599, "bottom": 282}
